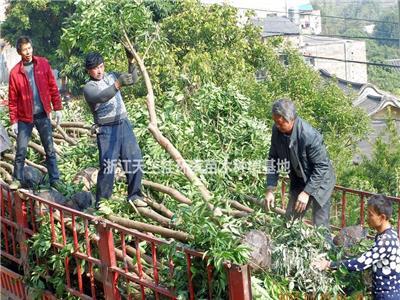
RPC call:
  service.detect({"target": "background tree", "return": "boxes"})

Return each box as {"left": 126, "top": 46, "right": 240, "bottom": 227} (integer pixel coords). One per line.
{"left": 373, "top": 10, "right": 399, "bottom": 47}
{"left": 1, "top": 0, "right": 75, "bottom": 68}
{"left": 60, "top": 0, "right": 368, "bottom": 184}
{"left": 342, "top": 111, "right": 400, "bottom": 197}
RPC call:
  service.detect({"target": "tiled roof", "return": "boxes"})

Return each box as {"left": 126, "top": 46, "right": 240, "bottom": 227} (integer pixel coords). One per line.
{"left": 251, "top": 17, "right": 300, "bottom": 37}
{"left": 318, "top": 69, "right": 400, "bottom": 116}
{"left": 386, "top": 59, "right": 400, "bottom": 72}
{"left": 318, "top": 69, "right": 400, "bottom": 159}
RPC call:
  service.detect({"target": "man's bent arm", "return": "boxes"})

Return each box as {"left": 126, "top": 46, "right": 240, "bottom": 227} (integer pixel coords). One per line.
{"left": 83, "top": 83, "right": 118, "bottom": 104}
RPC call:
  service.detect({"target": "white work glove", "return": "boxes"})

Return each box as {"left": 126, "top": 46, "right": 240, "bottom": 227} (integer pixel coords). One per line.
{"left": 11, "top": 123, "right": 18, "bottom": 135}
{"left": 55, "top": 111, "right": 62, "bottom": 126}
{"left": 294, "top": 191, "right": 310, "bottom": 213}
{"left": 264, "top": 190, "right": 275, "bottom": 211}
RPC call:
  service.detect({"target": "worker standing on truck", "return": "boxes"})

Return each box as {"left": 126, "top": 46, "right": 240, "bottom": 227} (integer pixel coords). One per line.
{"left": 8, "top": 36, "right": 63, "bottom": 191}
{"left": 312, "top": 194, "right": 400, "bottom": 299}
{"left": 83, "top": 50, "right": 146, "bottom": 209}
{"left": 264, "top": 99, "right": 336, "bottom": 228}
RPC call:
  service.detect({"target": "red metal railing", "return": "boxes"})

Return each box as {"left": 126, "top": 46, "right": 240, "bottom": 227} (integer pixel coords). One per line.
{"left": 0, "top": 267, "right": 26, "bottom": 299}
{"left": 333, "top": 185, "right": 400, "bottom": 236}
{"left": 0, "top": 183, "right": 251, "bottom": 300}
{"left": 2, "top": 180, "right": 399, "bottom": 299}
{"left": 279, "top": 180, "right": 400, "bottom": 235}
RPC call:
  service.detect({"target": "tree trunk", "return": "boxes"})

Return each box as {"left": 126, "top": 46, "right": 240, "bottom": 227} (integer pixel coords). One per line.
{"left": 9, "top": 131, "right": 60, "bottom": 156}
{"left": 114, "top": 247, "right": 152, "bottom": 280}
{"left": 0, "top": 161, "right": 13, "bottom": 173}
{"left": 236, "top": 192, "right": 286, "bottom": 216}
{"left": 64, "top": 127, "right": 92, "bottom": 136}
{"left": 125, "top": 245, "right": 158, "bottom": 269}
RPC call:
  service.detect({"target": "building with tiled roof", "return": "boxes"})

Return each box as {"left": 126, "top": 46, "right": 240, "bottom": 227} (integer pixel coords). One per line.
{"left": 319, "top": 69, "right": 400, "bottom": 159}
{"left": 385, "top": 59, "right": 400, "bottom": 72}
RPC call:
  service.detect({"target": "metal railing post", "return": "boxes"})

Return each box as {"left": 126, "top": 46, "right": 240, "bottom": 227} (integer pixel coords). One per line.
{"left": 360, "top": 194, "right": 365, "bottom": 226}
{"left": 97, "top": 222, "right": 121, "bottom": 300}
{"left": 341, "top": 191, "right": 347, "bottom": 228}
{"left": 14, "top": 191, "right": 29, "bottom": 277}
{"left": 227, "top": 264, "right": 252, "bottom": 300}
{"left": 281, "top": 177, "right": 287, "bottom": 209}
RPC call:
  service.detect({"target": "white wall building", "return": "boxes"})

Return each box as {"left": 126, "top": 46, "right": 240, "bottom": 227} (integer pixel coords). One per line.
{"left": 297, "top": 9, "right": 322, "bottom": 34}
{"left": 0, "top": 0, "right": 7, "bottom": 22}
{"left": 301, "top": 35, "right": 368, "bottom": 83}
{"left": 202, "top": 0, "right": 322, "bottom": 35}
{"left": 0, "top": 40, "right": 19, "bottom": 84}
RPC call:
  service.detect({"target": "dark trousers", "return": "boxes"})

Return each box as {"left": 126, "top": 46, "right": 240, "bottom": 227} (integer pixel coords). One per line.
{"left": 96, "top": 118, "right": 143, "bottom": 206}
{"left": 14, "top": 115, "right": 60, "bottom": 184}
{"left": 285, "top": 186, "right": 331, "bottom": 228}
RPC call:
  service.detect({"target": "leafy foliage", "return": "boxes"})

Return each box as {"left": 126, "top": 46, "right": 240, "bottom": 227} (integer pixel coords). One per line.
{"left": 341, "top": 111, "right": 400, "bottom": 197}
{"left": 268, "top": 218, "right": 335, "bottom": 294}
{"left": 1, "top": 0, "right": 75, "bottom": 68}
{"left": 58, "top": 0, "right": 158, "bottom": 93}
{"left": 1, "top": 0, "right": 379, "bottom": 297}
{"left": 373, "top": 10, "right": 399, "bottom": 47}
{"left": 249, "top": 212, "right": 373, "bottom": 298}
{"left": 61, "top": 0, "right": 370, "bottom": 295}
{"left": 27, "top": 215, "right": 80, "bottom": 299}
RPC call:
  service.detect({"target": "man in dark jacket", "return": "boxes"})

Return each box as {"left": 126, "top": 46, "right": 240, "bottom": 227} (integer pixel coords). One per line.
{"left": 264, "top": 99, "right": 335, "bottom": 227}
{"left": 83, "top": 51, "right": 144, "bottom": 209}
{"left": 8, "top": 36, "right": 63, "bottom": 190}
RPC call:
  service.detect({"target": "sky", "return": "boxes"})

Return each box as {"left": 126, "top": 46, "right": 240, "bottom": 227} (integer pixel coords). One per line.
{"left": 201, "top": 0, "right": 312, "bottom": 10}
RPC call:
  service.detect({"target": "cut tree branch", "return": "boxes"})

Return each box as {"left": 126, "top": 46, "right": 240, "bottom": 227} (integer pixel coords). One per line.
{"left": 0, "top": 161, "right": 13, "bottom": 173}
{"left": 0, "top": 167, "right": 12, "bottom": 183}
{"left": 143, "top": 195, "right": 174, "bottom": 219}
{"left": 50, "top": 120, "right": 77, "bottom": 145}
{"left": 9, "top": 131, "right": 61, "bottom": 156}
{"left": 60, "top": 122, "right": 91, "bottom": 130}
{"left": 107, "top": 214, "right": 189, "bottom": 242}
{"left": 3, "top": 153, "right": 47, "bottom": 173}
{"left": 143, "top": 180, "right": 192, "bottom": 205}
{"left": 121, "top": 30, "right": 213, "bottom": 206}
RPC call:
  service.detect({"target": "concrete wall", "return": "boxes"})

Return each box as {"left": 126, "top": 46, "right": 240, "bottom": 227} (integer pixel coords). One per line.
{"left": 0, "top": 40, "right": 20, "bottom": 84}
{"left": 301, "top": 39, "right": 367, "bottom": 83}
{"left": 299, "top": 10, "right": 321, "bottom": 34}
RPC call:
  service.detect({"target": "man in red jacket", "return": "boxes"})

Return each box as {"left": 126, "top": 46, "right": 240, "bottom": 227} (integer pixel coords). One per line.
{"left": 8, "top": 36, "right": 63, "bottom": 190}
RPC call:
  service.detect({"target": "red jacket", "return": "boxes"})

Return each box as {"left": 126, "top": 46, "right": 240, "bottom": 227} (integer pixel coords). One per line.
{"left": 8, "top": 56, "right": 62, "bottom": 124}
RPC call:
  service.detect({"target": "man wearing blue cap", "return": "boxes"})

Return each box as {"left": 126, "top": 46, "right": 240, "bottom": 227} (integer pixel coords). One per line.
{"left": 83, "top": 51, "right": 145, "bottom": 209}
